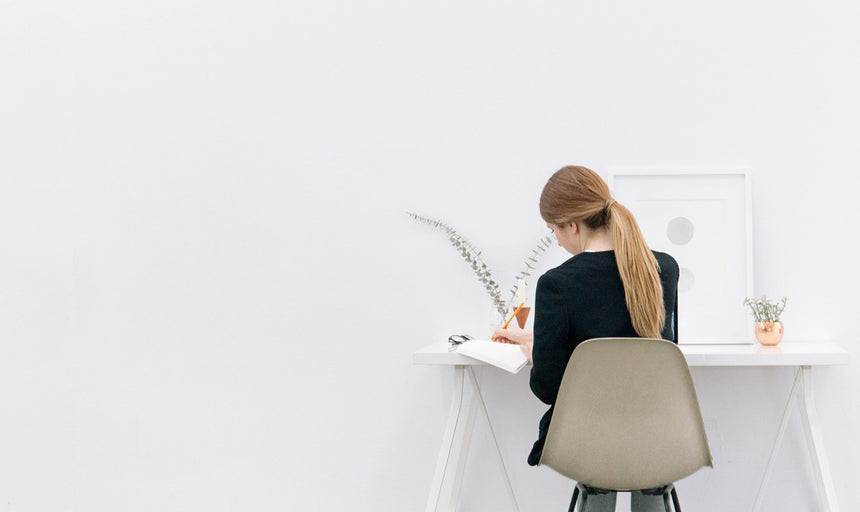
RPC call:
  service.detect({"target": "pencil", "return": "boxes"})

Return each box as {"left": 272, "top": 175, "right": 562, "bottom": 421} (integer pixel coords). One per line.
{"left": 492, "top": 301, "right": 525, "bottom": 341}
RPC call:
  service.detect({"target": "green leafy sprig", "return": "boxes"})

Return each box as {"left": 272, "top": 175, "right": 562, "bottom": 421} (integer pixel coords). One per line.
{"left": 743, "top": 295, "right": 788, "bottom": 323}
{"left": 408, "top": 212, "right": 507, "bottom": 317}
{"left": 408, "top": 212, "right": 556, "bottom": 318}
{"left": 507, "top": 235, "right": 554, "bottom": 306}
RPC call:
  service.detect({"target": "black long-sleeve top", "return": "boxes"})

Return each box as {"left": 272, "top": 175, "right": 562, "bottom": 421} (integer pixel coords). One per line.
{"left": 527, "top": 250, "right": 679, "bottom": 465}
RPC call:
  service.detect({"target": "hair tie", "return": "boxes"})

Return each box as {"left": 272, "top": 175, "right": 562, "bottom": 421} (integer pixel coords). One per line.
{"left": 605, "top": 199, "right": 617, "bottom": 211}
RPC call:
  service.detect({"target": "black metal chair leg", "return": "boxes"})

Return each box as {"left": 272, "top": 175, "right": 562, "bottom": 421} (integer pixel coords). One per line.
{"left": 662, "top": 489, "right": 672, "bottom": 512}
{"left": 568, "top": 486, "right": 580, "bottom": 512}
{"left": 579, "top": 489, "right": 588, "bottom": 512}
{"left": 671, "top": 487, "right": 681, "bottom": 512}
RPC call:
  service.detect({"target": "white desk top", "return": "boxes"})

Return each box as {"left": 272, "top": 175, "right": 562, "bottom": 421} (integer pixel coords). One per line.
{"left": 414, "top": 341, "right": 849, "bottom": 367}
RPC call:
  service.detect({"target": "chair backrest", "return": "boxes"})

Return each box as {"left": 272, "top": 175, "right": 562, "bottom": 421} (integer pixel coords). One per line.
{"left": 540, "top": 338, "right": 713, "bottom": 490}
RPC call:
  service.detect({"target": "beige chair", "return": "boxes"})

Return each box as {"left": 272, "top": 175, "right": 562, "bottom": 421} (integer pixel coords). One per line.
{"left": 540, "top": 338, "right": 713, "bottom": 512}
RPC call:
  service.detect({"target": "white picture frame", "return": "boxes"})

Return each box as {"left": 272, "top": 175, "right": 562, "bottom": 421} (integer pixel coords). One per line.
{"left": 607, "top": 168, "right": 754, "bottom": 344}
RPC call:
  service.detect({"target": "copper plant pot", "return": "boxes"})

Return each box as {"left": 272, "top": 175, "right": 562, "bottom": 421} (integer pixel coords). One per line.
{"left": 515, "top": 307, "right": 531, "bottom": 329}
{"left": 755, "top": 321, "right": 784, "bottom": 345}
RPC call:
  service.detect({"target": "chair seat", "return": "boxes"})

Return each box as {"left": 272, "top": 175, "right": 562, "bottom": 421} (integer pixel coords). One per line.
{"left": 539, "top": 338, "right": 713, "bottom": 512}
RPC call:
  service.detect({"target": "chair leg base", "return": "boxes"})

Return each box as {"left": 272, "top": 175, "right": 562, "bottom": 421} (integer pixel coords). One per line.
{"left": 671, "top": 486, "right": 681, "bottom": 512}
{"left": 568, "top": 485, "right": 579, "bottom": 512}
{"left": 569, "top": 483, "right": 681, "bottom": 512}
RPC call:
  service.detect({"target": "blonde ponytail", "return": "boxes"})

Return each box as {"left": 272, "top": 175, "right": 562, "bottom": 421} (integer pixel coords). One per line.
{"left": 606, "top": 202, "right": 665, "bottom": 339}
{"left": 540, "top": 166, "right": 666, "bottom": 339}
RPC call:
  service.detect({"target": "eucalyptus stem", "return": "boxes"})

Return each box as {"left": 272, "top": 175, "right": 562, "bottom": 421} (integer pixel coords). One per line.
{"left": 408, "top": 212, "right": 507, "bottom": 317}
{"left": 408, "top": 212, "right": 557, "bottom": 319}
{"left": 507, "top": 235, "right": 555, "bottom": 306}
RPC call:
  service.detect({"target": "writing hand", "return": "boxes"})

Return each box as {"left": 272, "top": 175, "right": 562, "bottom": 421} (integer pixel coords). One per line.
{"left": 520, "top": 340, "right": 533, "bottom": 363}
{"left": 491, "top": 325, "right": 533, "bottom": 346}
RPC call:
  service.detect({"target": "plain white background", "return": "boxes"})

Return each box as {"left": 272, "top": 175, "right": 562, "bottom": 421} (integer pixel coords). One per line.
{"left": 1, "top": 1, "right": 858, "bottom": 511}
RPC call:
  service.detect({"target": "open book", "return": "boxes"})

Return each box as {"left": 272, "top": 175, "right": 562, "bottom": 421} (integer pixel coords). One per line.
{"left": 455, "top": 339, "right": 529, "bottom": 374}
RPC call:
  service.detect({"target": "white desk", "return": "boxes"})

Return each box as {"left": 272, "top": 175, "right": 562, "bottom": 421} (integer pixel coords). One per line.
{"left": 414, "top": 341, "right": 849, "bottom": 512}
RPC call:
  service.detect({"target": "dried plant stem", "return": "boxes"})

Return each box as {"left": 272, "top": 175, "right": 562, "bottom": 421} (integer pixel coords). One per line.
{"left": 507, "top": 235, "right": 555, "bottom": 306}
{"left": 408, "top": 212, "right": 507, "bottom": 317}
{"left": 409, "top": 212, "right": 558, "bottom": 318}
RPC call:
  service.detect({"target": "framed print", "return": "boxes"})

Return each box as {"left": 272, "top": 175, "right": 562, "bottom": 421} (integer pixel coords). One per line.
{"left": 607, "top": 168, "right": 754, "bottom": 344}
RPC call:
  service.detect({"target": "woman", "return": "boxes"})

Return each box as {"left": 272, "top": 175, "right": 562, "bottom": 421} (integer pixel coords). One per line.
{"left": 493, "top": 166, "right": 679, "bottom": 512}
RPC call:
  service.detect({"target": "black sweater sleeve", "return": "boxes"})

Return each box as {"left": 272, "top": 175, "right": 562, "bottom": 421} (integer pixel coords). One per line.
{"left": 529, "top": 272, "right": 573, "bottom": 405}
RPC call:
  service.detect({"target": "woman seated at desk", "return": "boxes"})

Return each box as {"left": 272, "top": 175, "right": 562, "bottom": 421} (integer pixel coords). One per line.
{"left": 493, "top": 166, "right": 679, "bottom": 512}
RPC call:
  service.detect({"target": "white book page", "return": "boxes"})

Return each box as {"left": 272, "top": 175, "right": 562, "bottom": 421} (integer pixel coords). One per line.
{"left": 456, "top": 339, "right": 528, "bottom": 374}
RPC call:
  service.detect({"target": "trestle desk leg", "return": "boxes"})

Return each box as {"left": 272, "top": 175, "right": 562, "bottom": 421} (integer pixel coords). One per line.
{"left": 448, "top": 383, "right": 479, "bottom": 510}
{"left": 426, "top": 366, "right": 466, "bottom": 512}
{"left": 752, "top": 367, "right": 801, "bottom": 512}
{"left": 798, "top": 365, "right": 839, "bottom": 512}
{"left": 467, "top": 367, "right": 520, "bottom": 512}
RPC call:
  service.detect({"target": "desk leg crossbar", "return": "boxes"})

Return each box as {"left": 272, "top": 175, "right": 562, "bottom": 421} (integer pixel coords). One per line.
{"left": 425, "top": 365, "right": 520, "bottom": 512}
{"left": 753, "top": 366, "right": 839, "bottom": 512}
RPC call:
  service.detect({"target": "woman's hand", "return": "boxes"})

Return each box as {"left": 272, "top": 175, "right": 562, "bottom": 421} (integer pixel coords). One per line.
{"left": 492, "top": 326, "right": 534, "bottom": 363}
{"left": 519, "top": 340, "right": 533, "bottom": 363}
{"left": 492, "top": 325, "right": 533, "bottom": 345}
{"left": 493, "top": 325, "right": 535, "bottom": 364}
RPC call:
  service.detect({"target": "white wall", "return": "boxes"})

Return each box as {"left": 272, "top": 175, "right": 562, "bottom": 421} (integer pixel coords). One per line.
{"left": 1, "top": 1, "right": 858, "bottom": 511}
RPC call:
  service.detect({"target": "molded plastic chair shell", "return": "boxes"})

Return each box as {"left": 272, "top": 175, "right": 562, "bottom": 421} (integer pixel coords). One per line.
{"left": 540, "top": 338, "right": 713, "bottom": 491}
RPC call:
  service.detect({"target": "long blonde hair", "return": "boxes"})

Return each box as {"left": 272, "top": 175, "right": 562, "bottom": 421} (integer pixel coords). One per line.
{"left": 539, "top": 165, "right": 665, "bottom": 338}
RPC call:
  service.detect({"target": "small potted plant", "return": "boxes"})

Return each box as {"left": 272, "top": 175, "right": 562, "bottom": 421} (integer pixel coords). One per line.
{"left": 743, "top": 296, "right": 788, "bottom": 345}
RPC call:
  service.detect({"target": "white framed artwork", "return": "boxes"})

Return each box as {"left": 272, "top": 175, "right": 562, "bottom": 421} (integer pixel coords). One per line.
{"left": 607, "top": 168, "right": 754, "bottom": 344}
